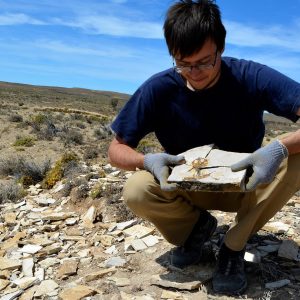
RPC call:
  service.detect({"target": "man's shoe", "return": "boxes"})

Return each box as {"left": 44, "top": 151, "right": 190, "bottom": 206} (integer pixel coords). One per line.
{"left": 212, "top": 243, "right": 247, "bottom": 295}
{"left": 169, "top": 210, "right": 217, "bottom": 268}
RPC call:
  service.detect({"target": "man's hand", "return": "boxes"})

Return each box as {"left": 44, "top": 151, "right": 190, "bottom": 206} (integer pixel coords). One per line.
{"left": 144, "top": 153, "right": 185, "bottom": 191}
{"left": 231, "top": 140, "right": 288, "bottom": 191}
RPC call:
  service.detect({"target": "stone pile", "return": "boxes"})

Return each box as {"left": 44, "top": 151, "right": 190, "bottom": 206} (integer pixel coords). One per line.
{"left": 0, "top": 164, "right": 299, "bottom": 300}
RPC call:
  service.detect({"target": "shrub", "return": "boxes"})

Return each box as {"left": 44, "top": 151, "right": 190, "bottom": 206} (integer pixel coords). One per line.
{"left": 9, "top": 114, "right": 23, "bottom": 122}
{"left": 0, "top": 156, "right": 51, "bottom": 185}
{"left": 110, "top": 97, "right": 119, "bottom": 110}
{"left": 0, "top": 182, "right": 26, "bottom": 203}
{"left": 13, "top": 136, "right": 35, "bottom": 147}
{"left": 136, "top": 138, "right": 159, "bottom": 154}
{"left": 83, "top": 147, "right": 99, "bottom": 160}
{"left": 94, "top": 127, "right": 109, "bottom": 140}
{"left": 35, "top": 122, "right": 57, "bottom": 141}
{"left": 60, "top": 129, "right": 84, "bottom": 145}
{"left": 42, "top": 152, "right": 79, "bottom": 189}
{"left": 90, "top": 183, "right": 103, "bottom": 199}
{"left": 30, "top": 113, "right": 47, "bottom": 125}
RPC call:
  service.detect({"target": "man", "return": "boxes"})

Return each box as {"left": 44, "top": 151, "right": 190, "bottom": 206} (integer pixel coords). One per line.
{"left": 108, "top": 0, "right": 300, "bottom": 295}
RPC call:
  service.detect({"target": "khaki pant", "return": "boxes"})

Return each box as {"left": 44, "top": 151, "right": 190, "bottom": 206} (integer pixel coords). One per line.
{"left": 123, "top": 152, "right": 300, "bottom": 251}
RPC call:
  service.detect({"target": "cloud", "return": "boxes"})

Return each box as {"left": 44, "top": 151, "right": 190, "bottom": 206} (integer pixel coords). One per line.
{"left": 0, "top": 13, "right": 45, "bottom": 25}
{"left": 225, "top": 20, "right": 300, "bottom": 52}
{"left": 55, "top": 15, "right": 163, "bottom": 39}
{"left": 34, "top": 40, "right": 135, "bottom": 58}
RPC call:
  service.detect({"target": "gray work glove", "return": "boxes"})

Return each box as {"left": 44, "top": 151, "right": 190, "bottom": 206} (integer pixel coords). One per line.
{"left": 231, "top": 140, "right": 288, "bottom": 191}
{"left": 144, "top": 153, "right": 185, "bottom": 192}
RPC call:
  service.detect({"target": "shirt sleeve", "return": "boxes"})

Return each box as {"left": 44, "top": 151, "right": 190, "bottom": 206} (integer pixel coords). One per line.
{"left": 111, "top": 85, "right": 156, "bottom": 148}
{"left": 254, "top": 63, "right": 300, "bottom": 122}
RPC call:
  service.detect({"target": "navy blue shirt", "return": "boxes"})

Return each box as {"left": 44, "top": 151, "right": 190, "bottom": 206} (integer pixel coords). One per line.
{"left": 112, "top": 57, "right": 300, "bottom": 155}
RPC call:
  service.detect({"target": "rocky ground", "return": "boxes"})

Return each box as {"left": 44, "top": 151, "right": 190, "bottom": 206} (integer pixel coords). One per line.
{"left": 0, "top": 163, "right": 299, "bottom": 300}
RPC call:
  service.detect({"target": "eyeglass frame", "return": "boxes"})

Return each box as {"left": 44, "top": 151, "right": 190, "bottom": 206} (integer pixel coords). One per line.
{"left": 173, "top": 49, "right": 219, "bottom": 74}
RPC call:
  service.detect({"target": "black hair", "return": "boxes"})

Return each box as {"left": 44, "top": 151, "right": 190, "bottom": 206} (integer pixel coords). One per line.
{"left": 163, "top": 0, "right": 226, "bottom": 58}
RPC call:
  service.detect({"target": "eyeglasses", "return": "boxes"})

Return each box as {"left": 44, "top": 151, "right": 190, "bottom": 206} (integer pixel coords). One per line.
{"left": 173, "top": 50, "right": 218, "bottom": 74}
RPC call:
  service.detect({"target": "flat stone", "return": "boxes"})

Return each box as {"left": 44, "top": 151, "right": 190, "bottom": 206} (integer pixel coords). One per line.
{"left": 65, "top": 218, "right": 78, "bottom": 225}
{"left": 99, "top": 235, "right": 114, "bottom": 247}
{"left": 34, "top": 279, "right": 58, "bottom": 297}
{"left": 35, "top": 197, "right": 56, "bottom": 206}
{"left": 36, "top": 243, "right": 62, "bottom": 257}
{"left": 81, "top": 206, "right": 96, "bottom": 228}
{"left": 168, "top": 145, "right": 249, "bottom": 192}
{"left": 151, "top": 274, "right": 202, "bottom": 290}
{"left": 19, "top": 286, "right": 37, "bottom": 300}
{"left": 35, "top": 268, "right": 45, "bottom": 281}
{"left": 142, "top": 235, "right": 159, "bottom": 247}
{"left": 278, "top": 240, "right": 299, "bottom": 260}
{"left": 263, "top": 221, "right": 290, "bottom": 234}
{"left": 244, "top": 250, "right": 261, "bottom": 263}
{"left": 59, "top": 285, "right": 96, "bottom": 300}
{"left": 116, "top": 219, "right": 138, "bottom": 230}
{"left": 41, "top": 212, "right": 75, "bottom": 221}
{"left": 4, "top": 212, "right": 17, "bottom": 225}
{"left": 12, "top": 276, "right": 39, "bottom": 289}
{"left": 0, "top": 232, "right": 26, "bottom": 251}
{"left": 161, "top": 290, "right": 188, "bottom": 300}
{"left": 104, "top": 256, "right": 126, "bottom": 268}
{"left": 0, "top": 278, "right": 10, "bottom": 291}
{"left": 108, "top": 276, "right": 130, "bottom": 287}
{"left": 257, "top": 244, "right": 280, "bottom": 253}
{"left": 76, "top": 249, "right": 90, "bottom": 258}
{"left": 38, "top": 257, "right": 60, "bottom": 268}
{"left": 0, "top": 257, "right": 22, "bottom": 271}
{"left": 57, "top": 260, "right": 78, "bottom": 279}
{"left": 27, "top": 237, "right": 54, "bottom": 247}
{"left": 265, "top": 279, "right": 291, "bottom": 289}
{"left": 104, "top": 245, "right": 118, "bottom": 255}
{"left": 123, "top": 225, "right": 155, "bottom": 239}
{"left": 0, "top": 270, "right": 10, "bottom": 279}
{"left": 1, "top": 290, "right": 23, "bottom": 300}
{"left": 131, "top": 239, "right": 147, "bottom": 251}
{"left": 84, "top": 267, "right": 116, "bottom": 282}
{"left": 18, "top": 244, "right": 42, "bottom": 254}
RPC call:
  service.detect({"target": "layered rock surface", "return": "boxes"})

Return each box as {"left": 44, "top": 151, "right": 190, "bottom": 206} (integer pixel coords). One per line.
{"left": 0, "top": 163, "right": 299, "bottom": 300}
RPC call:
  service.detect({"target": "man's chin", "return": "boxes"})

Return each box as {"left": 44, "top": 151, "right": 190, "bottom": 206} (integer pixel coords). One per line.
{"left": 189, "top": 80, "right": 208, "bottom": 90}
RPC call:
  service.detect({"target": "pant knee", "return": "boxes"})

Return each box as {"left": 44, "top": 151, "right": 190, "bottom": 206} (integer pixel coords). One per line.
{"left": 123, "top": 170, "right": 157, "bottom": 216}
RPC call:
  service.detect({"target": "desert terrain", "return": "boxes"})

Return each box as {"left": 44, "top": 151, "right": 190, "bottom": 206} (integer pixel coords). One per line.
{"left": 0, "top": 81, "right": 299, "bottom": 300}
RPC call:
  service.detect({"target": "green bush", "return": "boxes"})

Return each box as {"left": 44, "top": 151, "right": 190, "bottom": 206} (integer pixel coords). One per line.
{"left": 42, "top": 152, "right": 79, "bottom": 189}
{"left": 13, "top": 136, "right": 35, "bottom": 147}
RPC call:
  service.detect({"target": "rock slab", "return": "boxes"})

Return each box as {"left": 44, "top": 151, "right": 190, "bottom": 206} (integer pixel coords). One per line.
{"left": 168, "top": 145, "right": 249, "bottom": 192}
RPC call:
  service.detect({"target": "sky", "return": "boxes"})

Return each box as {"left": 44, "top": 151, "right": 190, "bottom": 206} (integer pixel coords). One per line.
{"left": 0, "top": 0, "right": 300, "bottom": 95}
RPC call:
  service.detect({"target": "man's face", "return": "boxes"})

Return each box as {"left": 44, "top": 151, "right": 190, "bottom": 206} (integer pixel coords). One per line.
{"left": 174, "top": 39, "right": 222, "bottom": 90}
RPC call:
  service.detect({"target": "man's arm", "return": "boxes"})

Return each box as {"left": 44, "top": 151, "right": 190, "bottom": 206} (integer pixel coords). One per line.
{"left": 280, "top": 129, "right": 300, "bottom": 155}
{"left": 108, "top": 136, "right": 144, "bottom": 171}
{"left": 108, "top": 135, "right": 185, "bottom": 191}
{"left": 280, "top": 108, "right": 300, "bottom": 154}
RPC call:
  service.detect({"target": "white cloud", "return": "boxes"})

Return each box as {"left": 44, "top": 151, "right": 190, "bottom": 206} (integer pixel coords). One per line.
{"left": 225, "top": 20, "right": 300, "bottom": 52}
{"left": 55, "top": 15, "right": 163, "bottom": 39}
{"left": 35, "top": 40, "right": 134, "bottom": 58}
{"left": 0, "top": 13, "right": 45, "bottom": 25}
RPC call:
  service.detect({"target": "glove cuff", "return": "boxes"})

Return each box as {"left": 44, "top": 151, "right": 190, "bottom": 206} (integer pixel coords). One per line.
{"left": 276, "top": 139, "right": 289, "bottom": 158}
{"left": 143, "top": 153, "right": 154, "bottom": 172}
